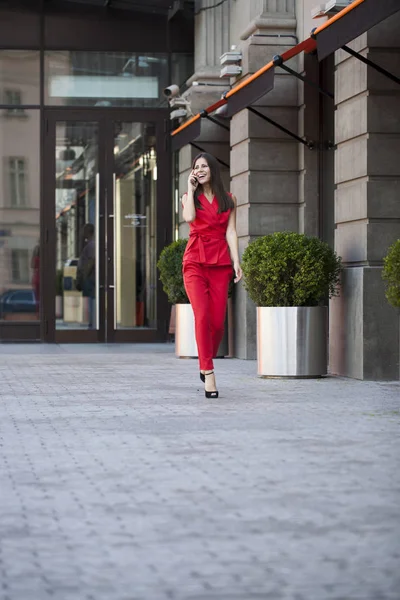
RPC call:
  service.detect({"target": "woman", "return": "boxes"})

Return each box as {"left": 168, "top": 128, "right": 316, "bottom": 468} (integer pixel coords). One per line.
{"left": 182, "top": 152, "right": 242, "bottom": 398}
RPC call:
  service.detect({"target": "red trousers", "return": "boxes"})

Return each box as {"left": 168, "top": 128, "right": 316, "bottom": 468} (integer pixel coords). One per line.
{"left": 183, "top": 262, "right": 232, "bottom": 370}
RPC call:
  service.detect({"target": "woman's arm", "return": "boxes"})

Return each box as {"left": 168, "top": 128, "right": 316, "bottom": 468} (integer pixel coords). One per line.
{"left": 226, "top": 194, "right": 242, "bottom": 283}
{"left": 182, "top": 170, "right": 198, "bottom": 223}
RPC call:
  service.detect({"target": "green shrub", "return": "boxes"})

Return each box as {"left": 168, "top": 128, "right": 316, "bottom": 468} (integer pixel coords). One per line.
{"left": 382, "top": 239, "right": 400, "bottom": 308}
{"left": 157, "top": 238, "right": 189, "bottom": 304}
{"left": 242, "top": 231, "right": 342, "bottom": 307}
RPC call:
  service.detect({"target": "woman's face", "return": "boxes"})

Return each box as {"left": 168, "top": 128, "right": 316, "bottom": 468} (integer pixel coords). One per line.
{"left": 193, "top": 157, "right": 211, "bottom": 186}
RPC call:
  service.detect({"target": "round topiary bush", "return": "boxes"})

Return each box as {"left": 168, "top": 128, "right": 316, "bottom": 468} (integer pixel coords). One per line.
{"left": 382, "top": 239, "right": 400, "bottom": 308}
{"left": 241, "top": 231, "right": 342, "bottom": 307}
{"left": 157, "top": 238, "right": 189, "bottom": 304}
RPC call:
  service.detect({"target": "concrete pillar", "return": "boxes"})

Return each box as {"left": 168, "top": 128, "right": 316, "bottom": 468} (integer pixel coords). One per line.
{"left": 176, "top": 0, "right": 231, "bottom": 239}
{"left": 329, "top": 13, "right": 400, "bottom": 380}
{"left": 230, "top": 2, "right": 298, "bottom": 359}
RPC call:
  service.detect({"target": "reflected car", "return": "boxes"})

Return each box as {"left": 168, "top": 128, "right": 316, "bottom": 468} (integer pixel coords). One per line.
{"left": 0, "top": 289, "right": 36, "bottom": 318}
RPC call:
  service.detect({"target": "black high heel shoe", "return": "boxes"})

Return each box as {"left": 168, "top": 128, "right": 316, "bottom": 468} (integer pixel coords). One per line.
{"left": 204, "top": 371, "right": 219, "bottom": 399}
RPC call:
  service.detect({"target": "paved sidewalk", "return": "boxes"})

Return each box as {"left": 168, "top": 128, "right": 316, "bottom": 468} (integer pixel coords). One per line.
{"left": 0, "top": 344, "right": 399, "bottom": 600}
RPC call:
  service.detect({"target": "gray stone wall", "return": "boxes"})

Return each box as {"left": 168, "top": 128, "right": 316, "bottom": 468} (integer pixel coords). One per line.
{"left": 176, "top": 1, "right": 400, "bottom": 380}
{"left": 230, "top": 3, "right": 298, "bottom": 360}
{"left": 329, "top": 13, "right": 400, "bottom": 380}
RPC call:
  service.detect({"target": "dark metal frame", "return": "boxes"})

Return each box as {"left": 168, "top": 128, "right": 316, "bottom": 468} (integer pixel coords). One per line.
{"left": 189, "top": 142, "right": 229, "bottom": 168}
{"left": 240, "top": 52, "right": 336, "bottom": 150}
{"left": 0, "top": 0, "right": 188, "bottom": 343}
{"left": 170, "top": 111, "right": 230, "bottom": 167}
{"left": 202, "top": 113, "right": 230, "bottom": 132}
{"left": 43, "top": 108, "right": 171, "bottom": 344}
{"left": 248, "top": 107, "right": 315, "bottom": 150}
{"left": 194, "top": 112, "right": 230, "bottom": 168}
{"left": 171, "top": 118, "right": 201, "bottom": 152}
{"left": 341, "top": 45, "right": 400, "bottom": 86}
{"left": 0, "top": 0, "right": 194, "bottom": 53}
{"left": 224, "top": 67, "right": 275, "bottom": 118}
{"left": 273, "top": 55, "right": 334, "bottom": 100}
{"left": 313, "top": 0, "right": 400, "bottom": 62}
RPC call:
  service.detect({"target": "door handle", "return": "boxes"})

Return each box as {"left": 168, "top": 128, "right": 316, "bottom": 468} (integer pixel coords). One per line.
{"left": 112, "top": 173, "right": 117, "bottom": 329}
{"left": 95, "top": 173, "right": 100, "bottom": 330}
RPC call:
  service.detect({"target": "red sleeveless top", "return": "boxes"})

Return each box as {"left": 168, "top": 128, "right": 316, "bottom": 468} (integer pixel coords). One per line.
{"left": 183, "top": 193, "right": 232, "bottom": 266}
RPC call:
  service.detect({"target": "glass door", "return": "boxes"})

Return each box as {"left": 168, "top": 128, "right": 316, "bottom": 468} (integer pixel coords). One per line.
{"left": 53, "top": 120, "right": 104, "bottom": 340}
{"left": 106, "top": 120, "right": 158, "bottom": 342}
{"left": 43, "top": 109, "right": 170, "bottom": 343}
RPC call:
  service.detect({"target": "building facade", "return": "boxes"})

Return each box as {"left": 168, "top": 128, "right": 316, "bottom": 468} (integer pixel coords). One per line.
{"left": 0, "top": 0, "right": 194, "bottom": 343}
{"left": 1, "top": 0, "right": 399, "bottom": 381}
{"left": 174, "top": 0, "right": 400, "bottom": 380}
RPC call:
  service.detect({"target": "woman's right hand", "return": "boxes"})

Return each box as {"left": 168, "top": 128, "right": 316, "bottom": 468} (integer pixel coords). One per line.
{"left": 188, "top": 170, "right": 198, "bottom": 193}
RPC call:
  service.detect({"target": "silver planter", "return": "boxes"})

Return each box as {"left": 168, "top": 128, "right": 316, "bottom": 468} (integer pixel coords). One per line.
{"left": 257, "top": 306, "right": 328, "bottom": 378}
{"left": 175, "top": 303, "right": 228, "bottom": 359}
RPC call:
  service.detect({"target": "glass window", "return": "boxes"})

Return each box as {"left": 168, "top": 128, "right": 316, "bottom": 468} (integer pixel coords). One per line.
{"left": 44, "top": 51, "right": 169, "bottom": 108}
{"left": 8, "top": 158, "right": 28, "bottom": 207}
{"left": 113, "top": 122, "right": 157, "bottom": 329}
{"left": 0, "top": 110, "right": 40, "bottom": 322}
{"left": 0, "top": 51, "right": 40, "bottom": 106}
{"left": 4, "top": 90, "right": 21, "bottom": 104}
{"left": 11, "top": 249, "right": 30, "bottom": 283}
{"left": 171, "top": 53, "right": 194, "bottom": 91}
{"left": 54, "top": 122, "right": 100, "bottom": 331}
{"left": 3, "top": 91, "right": 26, "bottom": 116}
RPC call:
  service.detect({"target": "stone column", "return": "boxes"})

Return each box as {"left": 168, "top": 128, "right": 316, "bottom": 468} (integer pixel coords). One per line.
{"left": 230, "top": 0, "right": 298, "bottom": 359}
{"left": 177, "top": 0, "right": 231, "bottom": 239}
{"left": 329, "top": 13, "right": 400, "bottom": 380}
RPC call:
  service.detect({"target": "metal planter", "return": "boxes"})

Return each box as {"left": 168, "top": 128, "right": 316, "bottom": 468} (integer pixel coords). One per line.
{"left": 175, "top": 303, "right": 229, "bottom": 359}
{"left": 257, "top": 306, "right": 328, "bottom": 378}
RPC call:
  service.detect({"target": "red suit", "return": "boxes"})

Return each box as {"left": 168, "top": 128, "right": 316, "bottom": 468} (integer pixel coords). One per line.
{"left": 183, "top": 193, "right": 233, "bottom": 371}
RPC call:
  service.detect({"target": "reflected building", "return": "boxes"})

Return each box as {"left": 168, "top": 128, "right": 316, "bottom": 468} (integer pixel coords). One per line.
{"left": 0, "top": 0, "right": 194, "bottom": 342}
{"left": 0, "top": 51, "right": 40, "bottom": 321}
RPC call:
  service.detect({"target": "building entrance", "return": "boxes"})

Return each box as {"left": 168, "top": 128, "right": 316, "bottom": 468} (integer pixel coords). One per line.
{"left": 0, "top": 0, "right": 193, "bottom": 343}
{"left": 42, "top": 109, "right": 170, "bottom": 343}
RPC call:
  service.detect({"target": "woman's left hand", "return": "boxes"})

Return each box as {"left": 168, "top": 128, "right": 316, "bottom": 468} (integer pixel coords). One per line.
{"left": 233, "top": 262, "right": 243, "bottom": 283}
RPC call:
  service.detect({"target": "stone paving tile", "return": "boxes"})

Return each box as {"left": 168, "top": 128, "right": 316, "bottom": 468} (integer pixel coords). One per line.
{"left": 0, "top": 344, "right": 399, "bottom": 600}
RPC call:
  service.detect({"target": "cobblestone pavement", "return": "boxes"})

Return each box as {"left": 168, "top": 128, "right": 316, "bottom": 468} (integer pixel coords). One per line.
{"left": 0, "top": 344, "right": 399, "bottom": 600}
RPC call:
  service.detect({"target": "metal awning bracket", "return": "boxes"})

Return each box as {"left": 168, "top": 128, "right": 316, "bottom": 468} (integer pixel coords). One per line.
{"left": 190, "top": 142, "right": 230, "bottom": 168}
{"left": 341, "top": 45, "right": 400, "bottom": 86}
{"left": 248, "top": 106, "right": 315, "bottom": 150}
{"left": 200, "top": 111, "right": 230, "bottom": 131}
{"left": 273, "top": 54, "right": 334, "bottom": 99}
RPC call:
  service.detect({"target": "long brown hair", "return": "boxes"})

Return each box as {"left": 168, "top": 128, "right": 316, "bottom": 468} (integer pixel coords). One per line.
{"left": 192, "top": 152, "right": 234, "bottom": 213}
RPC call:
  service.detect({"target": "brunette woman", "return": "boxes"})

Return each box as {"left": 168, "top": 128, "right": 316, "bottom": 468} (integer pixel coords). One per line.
{"left": 182, "top": 152, "right": 242, "bottom": 398}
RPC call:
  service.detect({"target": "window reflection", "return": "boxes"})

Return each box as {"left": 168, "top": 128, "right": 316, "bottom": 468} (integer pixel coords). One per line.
{"left": 0, "top": 51, "right": 40, "bottom": 106}
{"left": 171, "top": 53, "right": 194, "bottom": 91}
{"left": 45, "top": 51, "right": 169, "bottom": 108}
{"left": 55, "top": 122, "right": 99, "bottom": 330}
{"left": 114, "top": 122, "right": 157, "bottom": 329}
{"left": 0, "top": 110, "right": 40, "bottom": 321}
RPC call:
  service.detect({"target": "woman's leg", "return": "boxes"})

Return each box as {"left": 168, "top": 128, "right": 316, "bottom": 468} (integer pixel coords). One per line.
{"left": 183, "top": 263, "right": 214, "bottom": 371}
{"left": 209, "top": 266, "right": 232, "bottom": 357}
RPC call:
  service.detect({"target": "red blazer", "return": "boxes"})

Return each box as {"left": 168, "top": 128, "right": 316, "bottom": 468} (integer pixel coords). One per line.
{"left": 183, "top": 193, "right": 232, "bottom": 266}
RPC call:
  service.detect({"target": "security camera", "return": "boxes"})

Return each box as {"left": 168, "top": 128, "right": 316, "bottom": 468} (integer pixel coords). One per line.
{"left": 163, "top": 84, "right": 180, "bottom": 98}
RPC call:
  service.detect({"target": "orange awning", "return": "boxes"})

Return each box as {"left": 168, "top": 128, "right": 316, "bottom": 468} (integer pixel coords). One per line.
{"left": 170, "top": 37, "right": 316, "bottom": 148}
{"left": 312, "top": 0, "right": 400, "bottom": 61}
{"left": 224, "top": 37, "right": 316, "bottom": 117}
